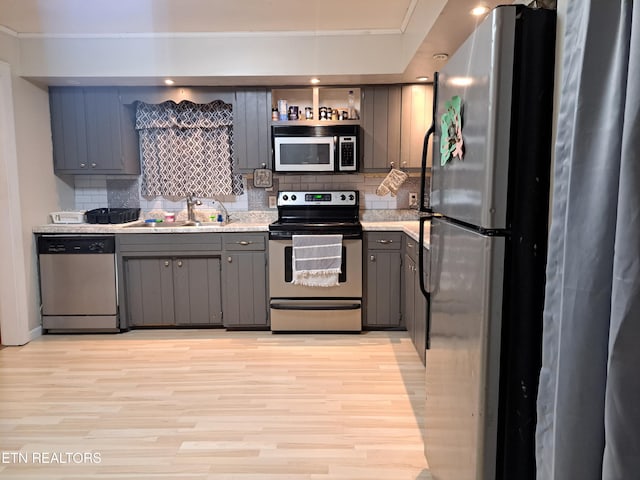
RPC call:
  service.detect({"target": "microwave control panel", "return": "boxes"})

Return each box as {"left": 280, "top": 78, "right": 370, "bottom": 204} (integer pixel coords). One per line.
{"left": 338, "top": 136, "right": 357, "bottom": 171}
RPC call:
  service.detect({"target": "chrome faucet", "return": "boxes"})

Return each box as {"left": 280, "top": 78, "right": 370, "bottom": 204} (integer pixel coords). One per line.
{"left": 186, "top": 194, "right": 202, "bottom": 224}
{"left": 213, "top": 199, "right": 230, "bottom": 224}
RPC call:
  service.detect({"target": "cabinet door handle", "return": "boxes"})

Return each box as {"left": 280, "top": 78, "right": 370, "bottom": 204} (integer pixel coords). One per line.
{"left": 237, "top": 241, "right": 252, "bottom": 246}
{"left": 227, "top": 256, "right": 233, "bottom": 263}
{"left": 80, "top": 163, "right": 86, "bottom": 168}
{"left": 377, "top": 239, "right": 393, "bottom": 244}
{"left": 164, "top": 261, "right": 170, "bottom": 267}
{"left": 91, "top": 163, "right": 97, "bottom": 168}
{"left": 177, "top": 261, "right": 183, "bottom": 267}
{"left": 370, "top": 255, "right": 375, "bottom": 262}
{"left": 407, "top": 242, "right": 414, "bottom": 248}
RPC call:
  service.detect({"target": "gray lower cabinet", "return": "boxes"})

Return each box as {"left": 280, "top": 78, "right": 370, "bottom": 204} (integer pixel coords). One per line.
{"left": 404, "top": 234, "right": 429, "bottom": 365}
{"left": 364, "top": 232, "right": 403, "bottom": 328}
{"left": 49, "top": 87, "right": 140, "bottom": 175}
{"left": 118, "top": 233, "right": 268, "bottom": 329}
{"left": 124, "top": 256, "right": 222, "bottom": 326}
{"left": 221, "top": 233, "right": 269, "bottom": 328}
{"left": 117, "top": 234, "right": 224, "bottom": 328}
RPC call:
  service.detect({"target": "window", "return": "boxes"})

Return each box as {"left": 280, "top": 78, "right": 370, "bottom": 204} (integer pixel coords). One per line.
{"left": 136, "top": 100, "right": 243, "bottom": 197}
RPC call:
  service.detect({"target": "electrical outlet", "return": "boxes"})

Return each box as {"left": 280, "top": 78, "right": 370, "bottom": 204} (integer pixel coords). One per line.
{"left": 268, "top": 196, "right": 277, "bottom": 209}
{"left": 409, "top": 192, "right": 418, "bottom": 208}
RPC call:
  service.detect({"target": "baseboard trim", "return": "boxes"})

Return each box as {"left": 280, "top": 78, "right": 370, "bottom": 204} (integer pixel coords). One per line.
{"left": 29, "top": 326, "right": 43, "bottom": 342}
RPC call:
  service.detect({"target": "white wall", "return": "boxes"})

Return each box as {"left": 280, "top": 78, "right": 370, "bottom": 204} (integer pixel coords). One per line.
{"left": 13, "top": 75, "right": 75, "bottom": 335}
{"left": 0, "top": 61, "right": 31, "bottom": 345}
{"left": 14, "top": 0, "right": 448, "bottom": 83}
{"left": 0, "top": 29, "right": 74, "bottom": 345}
{"left": 18, "top": 32, "right": 405, "bottom": 81}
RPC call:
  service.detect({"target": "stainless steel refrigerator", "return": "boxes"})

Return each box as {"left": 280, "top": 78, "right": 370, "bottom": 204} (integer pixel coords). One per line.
{"left": 419, "top": 6, "right": 556, "bottom": 480}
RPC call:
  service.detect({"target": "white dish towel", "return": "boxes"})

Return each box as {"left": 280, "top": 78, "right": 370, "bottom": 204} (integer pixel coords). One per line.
{"left": 292, "top": 235, "right": 343, "bottom": 287}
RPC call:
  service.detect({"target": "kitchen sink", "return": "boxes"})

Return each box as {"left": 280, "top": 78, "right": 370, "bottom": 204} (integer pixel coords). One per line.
{"left": 124, "top": 220, "right": 230, "bottom": 228}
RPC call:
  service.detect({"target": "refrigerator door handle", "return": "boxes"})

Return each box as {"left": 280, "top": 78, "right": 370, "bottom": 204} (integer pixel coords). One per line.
{"left": 418, "top": 216, "right": 431, "bottom": 349}
{"left": 419, "top": 124, "right": 434, "bottom": 214}
{"left": 419, "top": 71, "right": 438, "bottom": 214}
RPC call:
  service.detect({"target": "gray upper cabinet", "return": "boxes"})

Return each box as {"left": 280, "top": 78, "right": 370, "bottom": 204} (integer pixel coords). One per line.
{"left": 400, "top": 84, "right": 434, "bottom": 170}
{"left": 49, "top": 87, "right": 140, "bottom": 175}
{"left": 233, "top": 88, "right": 272, "bottom": 172}
{"left": 361, "top": 84, "right": 434, "bottom": 172}
{"left": 361, "top": 85, "right": 402, "bottom": 171}
{"left": 364, "top": 232, "right": 403, "bottom": 328}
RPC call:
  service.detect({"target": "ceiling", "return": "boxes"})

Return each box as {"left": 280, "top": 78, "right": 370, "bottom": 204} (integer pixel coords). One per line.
{"left": 0, "top": 0, "right": 518, "bottom": 86}
{"left": 1, "top": 0, "right": 419, "bottom": 35}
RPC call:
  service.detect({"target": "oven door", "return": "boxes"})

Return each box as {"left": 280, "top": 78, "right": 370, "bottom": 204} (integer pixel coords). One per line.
{"left": 273, "top": 136, "right": 335, "bottom": 172}
{"left": 268, "top": 239, "right": 362, "bottom": 298}
{"left": 269, "top": 238, "right": 362, "bottom": 332}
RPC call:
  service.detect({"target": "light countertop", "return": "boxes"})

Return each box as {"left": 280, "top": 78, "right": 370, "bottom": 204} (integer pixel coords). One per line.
{"left": 361, "top": 220, "right": 425, "bottom": 243}
{"left": 33, "top": 220, "right": 271, "bottom": 234}
{"left": 34, "top": 219, "right": 429, "bottom": 246}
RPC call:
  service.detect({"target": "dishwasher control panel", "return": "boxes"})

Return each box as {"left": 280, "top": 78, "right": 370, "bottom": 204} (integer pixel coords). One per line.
{"left": 37, "top": 236, "right": 116, "bottom": 254}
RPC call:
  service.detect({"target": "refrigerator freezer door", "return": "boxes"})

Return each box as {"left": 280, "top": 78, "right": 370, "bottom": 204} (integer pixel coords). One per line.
{"left": 425, "top": 217, "right": 505, "bottom": 480}
{"left": 430, "top": 7, "right": 516, "bottom": 229}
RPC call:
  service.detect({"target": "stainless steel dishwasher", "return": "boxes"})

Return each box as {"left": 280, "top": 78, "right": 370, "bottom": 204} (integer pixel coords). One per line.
{"left": 38, "top": 235, "right": 119, "bottom": 332}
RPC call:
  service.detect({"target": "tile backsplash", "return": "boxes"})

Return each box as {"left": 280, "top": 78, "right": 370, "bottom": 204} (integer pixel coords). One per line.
{"left": 74, "top": 173, "right": 429, "bottom": 216}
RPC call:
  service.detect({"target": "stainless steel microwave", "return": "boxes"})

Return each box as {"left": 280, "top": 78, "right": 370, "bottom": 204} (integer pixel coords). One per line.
{"left": 272, "top": 125, "right": 359, "bottom": 173}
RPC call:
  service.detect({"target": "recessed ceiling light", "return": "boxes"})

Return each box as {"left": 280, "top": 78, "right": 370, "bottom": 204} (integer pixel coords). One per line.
{"left": 416, "top": 76, "right": 429, "bottom": 82}
{"left": 432, "top": 53, "right": 449, "bottom": 61}
{"left": 310, "top": 78, "right": 320, "bottom": 84}
{"left": 471, "top": 5, "right": 490, "bottom": 16}
{"left": 164, "top": 79, "right": 175, "bottom": 86}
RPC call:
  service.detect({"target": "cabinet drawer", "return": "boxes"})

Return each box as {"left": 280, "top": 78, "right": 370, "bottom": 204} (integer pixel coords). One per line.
{"left": 405, "top": 236, "right": 419, "bottom": 261}
{"left": 117, "top": 233, "right": 223, "bottom": 253}
{"left": 366, "top": 232, "right": 402, "bottom": 250}
{"left": 223, "top": 233, "right": 267, "bottom": 251}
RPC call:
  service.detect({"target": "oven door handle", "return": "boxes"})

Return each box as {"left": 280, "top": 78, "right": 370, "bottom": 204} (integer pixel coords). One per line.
{"left": 270, "top": 303, "right": 361, "bottom": 311}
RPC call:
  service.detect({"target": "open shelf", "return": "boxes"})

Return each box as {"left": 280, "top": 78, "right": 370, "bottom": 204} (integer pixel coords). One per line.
{"left": 271, "top": 87, "right": 361, "bottom": 123}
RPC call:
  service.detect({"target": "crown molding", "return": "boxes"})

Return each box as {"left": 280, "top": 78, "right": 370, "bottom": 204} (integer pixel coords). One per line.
{"left": 16, "top": 28, "right": 402, "bottom": 40}
{"left": 0, "top": 25, "right": 18, "bottom": 37}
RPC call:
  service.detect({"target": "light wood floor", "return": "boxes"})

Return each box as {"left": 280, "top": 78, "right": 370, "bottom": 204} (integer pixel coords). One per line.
{"left": 0, "top": 329, "right": 430, "bottom": 479}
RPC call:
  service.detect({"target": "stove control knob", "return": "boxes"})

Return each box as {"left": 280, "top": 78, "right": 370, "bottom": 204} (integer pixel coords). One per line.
{"left": 291, "top": 195, "right": 297, "bottom": 201}
{"left": 349, "top": 194, "right": 355, "bottom": 201}
{"left": 282, "top": 195, "right": 289, "bottom": 201}
{"left": 340, "top": 194, "right": 346, "bottom": 201}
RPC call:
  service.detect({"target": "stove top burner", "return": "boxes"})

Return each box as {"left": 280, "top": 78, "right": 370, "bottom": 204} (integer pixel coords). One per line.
{"left": 271, "top": 221, "right": 360, "bottom": 228}
{"left": 269, "top": 190, "right": 362, "bottom": 240}
{"left": 269, "top": 220, "right": 362, "bottom": 239}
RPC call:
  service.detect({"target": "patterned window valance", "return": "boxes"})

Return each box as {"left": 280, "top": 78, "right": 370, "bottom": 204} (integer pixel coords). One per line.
{"left": 136, "top": 100, "right": 243, "bottom": 197}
